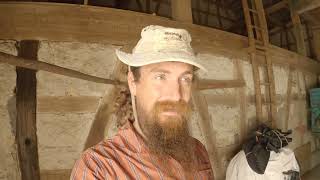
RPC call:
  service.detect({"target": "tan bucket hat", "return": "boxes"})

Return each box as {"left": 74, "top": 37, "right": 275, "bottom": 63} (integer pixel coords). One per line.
{"left": 115, "top": 25, "right": 207, "bottom": 72}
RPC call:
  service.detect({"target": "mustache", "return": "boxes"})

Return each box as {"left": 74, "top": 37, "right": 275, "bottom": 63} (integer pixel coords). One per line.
{"left": 154, "top": 100, "right": 190, "bottom": 115}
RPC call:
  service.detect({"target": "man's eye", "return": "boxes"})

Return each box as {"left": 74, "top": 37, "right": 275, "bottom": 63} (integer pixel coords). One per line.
{"left": 181, "top": 76, "right": 192, "bottom": 83}
{"left": 154, "top": 74, "right": 166, "bottom": 80}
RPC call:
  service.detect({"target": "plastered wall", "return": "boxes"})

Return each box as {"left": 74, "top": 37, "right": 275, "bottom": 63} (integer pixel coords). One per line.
{"left": 0, "top": 40, "right": 20, "bottom": 180}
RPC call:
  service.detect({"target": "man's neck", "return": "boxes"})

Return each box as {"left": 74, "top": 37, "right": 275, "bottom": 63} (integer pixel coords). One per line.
{"left": 132, "top": 119, "right": 148, "bottom": 141}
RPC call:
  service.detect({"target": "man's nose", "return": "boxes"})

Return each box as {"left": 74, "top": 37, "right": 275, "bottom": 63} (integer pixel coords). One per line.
{"left": 166, "top": 81, "right": 182, "bottom": 101}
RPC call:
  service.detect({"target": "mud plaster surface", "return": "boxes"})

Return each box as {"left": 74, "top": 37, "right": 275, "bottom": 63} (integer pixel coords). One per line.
{"left": 0, "top": 40, "right": 20, "bottom": 180}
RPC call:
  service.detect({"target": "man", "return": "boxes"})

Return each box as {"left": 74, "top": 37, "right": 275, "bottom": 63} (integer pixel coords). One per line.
{"left": 71, "top": 25, "right": 213, "bottom": 179}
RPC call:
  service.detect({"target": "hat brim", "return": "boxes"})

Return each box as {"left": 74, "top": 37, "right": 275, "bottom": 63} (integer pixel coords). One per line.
{"left": 116, "top": 49, "right": 208, "bottom": 72}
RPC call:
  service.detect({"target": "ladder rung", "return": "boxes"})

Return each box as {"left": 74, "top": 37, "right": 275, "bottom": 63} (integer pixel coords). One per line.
{"left": 248, "top": 8, "right": 258, "bottom": 14}
{"left": 260, "top": 82, "right": 270, "bottom": 86}
{"left": 264, "top": 101, "right": 272, "bottom": 104}
{"left": 255, "top": 44, "right": 267, "bottom": 50}
{"left": 251, "top": 25, "right": 264, "bottom": 31}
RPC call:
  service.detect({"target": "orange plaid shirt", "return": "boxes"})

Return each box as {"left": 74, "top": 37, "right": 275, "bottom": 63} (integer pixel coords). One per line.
{"left": 70, "top": 123, "right": 213, "bottom": 180}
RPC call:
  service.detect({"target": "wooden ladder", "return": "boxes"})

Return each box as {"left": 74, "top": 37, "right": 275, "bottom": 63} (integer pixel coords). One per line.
{"left": 242, "top": 0, "right": 277, "bottom": 128}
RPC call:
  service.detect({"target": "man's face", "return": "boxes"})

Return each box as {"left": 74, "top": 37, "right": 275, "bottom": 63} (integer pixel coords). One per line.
{"left": 129, "top": 61, "right": 193, "bottom": 123}
{"left": 128, "top": 61, "right": 194, "bottom": 145}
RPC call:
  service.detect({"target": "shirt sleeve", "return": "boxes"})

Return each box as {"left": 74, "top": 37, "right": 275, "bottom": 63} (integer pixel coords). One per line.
{"left": 194, "top": 139, "right": 214, "bottom": 180}
{"left": 70, "top": 150, "right": 107, "bottom": 180}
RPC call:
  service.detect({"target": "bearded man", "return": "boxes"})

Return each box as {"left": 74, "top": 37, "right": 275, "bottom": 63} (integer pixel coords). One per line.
{"left": 71, "top": 25, "right": 213, "bottom": 180}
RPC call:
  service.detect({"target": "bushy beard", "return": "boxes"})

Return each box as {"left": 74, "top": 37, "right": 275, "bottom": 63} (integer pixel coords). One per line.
{"left": 136, "top": 100, "right": 195, "bottom": 170}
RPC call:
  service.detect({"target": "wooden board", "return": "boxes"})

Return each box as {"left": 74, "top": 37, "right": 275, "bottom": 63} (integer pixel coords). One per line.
{"left": 37, "top": 96, "right": 101, "bottom": 113}
{"left": 16, "top": 40, "right": 40, "bottom": 180}
{"left": 192, "top": 90, "right": 220, "bottom": 180}
{"left": 294, "top": 142, "right": 311, "bottom": 175}
{"left": 0, "top": 2, "right": 319, "bottom": 74}
{"left": 234, "top": 58, "right": 247, "bottom": 143}
{"left": 40, "top": 169, "right": 71, "bottom": 180}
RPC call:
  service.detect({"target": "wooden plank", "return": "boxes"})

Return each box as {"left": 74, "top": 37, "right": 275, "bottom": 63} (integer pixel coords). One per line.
{"left": 234, "top": 58, "right": 247, "bottom": 143}
{"left": 251, "top": 53, "right": 263, "bottom": 124}
{"left": 294, "top": 0, "right": 320, "bottom": 14}
{"left": 204, "top": 94, "right": 238, "bottom": 107}
{"left": 192, "top": 90, "right": 219, "bottom": 180}
{"left": 242, "top": 0, "right": 255, "bottom": 46}
{"left": 0, "top": 51, "right": 124, "bottom": 86}
{"left": 289, "top": 0, "right": 307, "bottom": 56}
{"left": 16, "top": 40, "right": 40, "bottom": 180}
{"left": 265, "top": 54, "right": 277, "bottom": 128}
{"left": 0, "top": 2, "right": 319, "bottom": 74}
{"left": 197, "top": 79, "right": 246, "bottom": 90}
{"left": 83, "top": 62, "right": 125, "bottom": 149}
{"left": 171, "top": 0, "right": 192, "bottom": 23}
{"left": 294, "top": 142, "right": 311, "bottom": 175}
{"left": 0, "top": 50, "right": 245, "bottom": 91}
{"left": 255, "top": 0, "right": 269, "bottom": 44}
{"left": 40, "top": 169, "right": 71, "bottom": 180}
{"left": 265, "top": 0, "right": 288, "bottom": 15}
{"left": 312, "top": 28, "right": 320, "bottom": 61}
{"left": 284, "top": 67, "right": 293, "bottom": 130}
{"left": 37, "top": 96, "right": 101, "bottom": 113}
{"left": 216, "top": 0, "right": 223, "bottom": 28}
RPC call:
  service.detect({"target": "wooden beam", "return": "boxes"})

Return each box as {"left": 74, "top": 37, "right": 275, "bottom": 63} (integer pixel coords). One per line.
{"left": 234, "top": 58, "right": 247, "bottom": 143}
{"left": 154, "top": 0, "right": 162, "bottom": 15}
{"left": 192, "top": 8, "right": 237, "bottom": 23}
{"left": 0, "top": 3, "right": 319, "bottom": 73}
{"left": 205, "top": 0, "right": 210, "bottom": 25}
{"left": 0, "top": 51, "right": 124, "bottom": 86}
{"left": 197, "top": 79, "right": 246, "bottom": 90}
{"left": 265, "top": 0, "right": 288, "bottom": 15}
{"left": 312, "top": 28, "right": 320, "bottom": 61}
{"left": 192, "top": 91, "right": 219, "bottom": 180}
{"left": 269, "top": 22, "right": 293, "bottom": 36}
{"left": 284, "top": 67, "right": 294, "bottom": 130}
{"left": 146, "top": 0, "right": 151, "bottom": 13}
{"left": 305, "top": 22, "right": 315, "bottom": 58}
{"left": 285, "top": 26, "right": 290, "bottom": 50}
{"left": 294, "top": 142, "right": 311, "bottom": 174}
{"left": 216, "top": 0, "right": 223, "bottom": 28}
{"left": 289, "top": 0, "right": 307, "bottom": 56}
{"left": 171, "top": 0, "right": 193, "bottom": 23}
{"left": 294, "top": 0, "right": 320, "bottom": 14}
{"left": 135, "top": 0, "right": 143, "bottom": 12}
{"left": 16, "top": 40, "right": 40, "bottom": 180}
{"left": 0, "top": 51, "right": 245, "bottom": 91}
{"left": 37, "top": 96, "right": 100, "bottom": 113}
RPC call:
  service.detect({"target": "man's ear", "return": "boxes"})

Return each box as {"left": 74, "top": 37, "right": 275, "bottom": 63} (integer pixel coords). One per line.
{"left": 127, "top": 71, "right": 137, "bottom": 96}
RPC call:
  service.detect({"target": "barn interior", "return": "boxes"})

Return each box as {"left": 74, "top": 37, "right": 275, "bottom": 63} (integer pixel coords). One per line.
{"left": 0, "top": 0, "right": 320, "bottom": 180}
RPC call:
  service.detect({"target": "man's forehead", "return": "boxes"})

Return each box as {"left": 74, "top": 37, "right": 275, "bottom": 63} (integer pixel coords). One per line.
{"left": 141, "top": 61, "right": 194, "bottom": 74}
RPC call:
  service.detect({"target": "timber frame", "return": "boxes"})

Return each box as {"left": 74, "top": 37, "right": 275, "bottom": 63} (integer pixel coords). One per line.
{"left": 0, "top": 1, "right": 320, "bottom": 180}
{"left": 0, "top": 2, "right": 319, "bottom": 74}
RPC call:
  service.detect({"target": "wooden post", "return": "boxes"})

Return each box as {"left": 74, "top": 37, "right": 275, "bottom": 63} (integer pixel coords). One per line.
{"left": 146, "top": 0, "right": 151, "bottom": 13}
{"left": 284, "top": 67, "right": 294, "bottom": 130}
{"left": 171, "top": 0, "right": 193, "bottom": 23}
{"left": 289, "top": 0, "right": 307, "bottom": 56}
{"left": 234, "top": 58, "right": 247, "bottom": 143}
{"left": 16, "top": 40, "right": 40, "bottom": 180}
{"left": 305, "top": 22, "right": 315, "bottom": 58}
{"left": 216, "top": 0, "right": 223, "bottom": 29}
{"left": 312, "top": 28, "right": 320, "bottom": 61}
